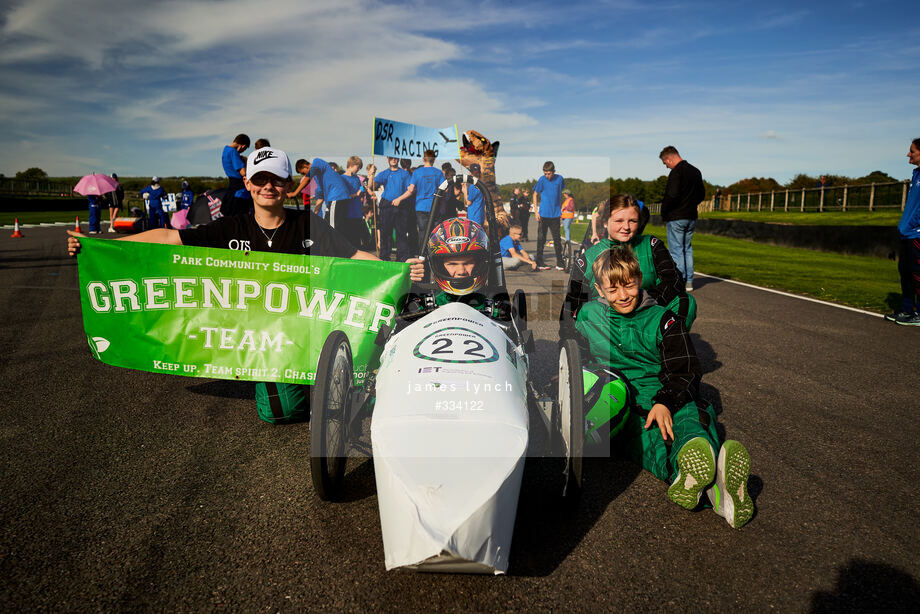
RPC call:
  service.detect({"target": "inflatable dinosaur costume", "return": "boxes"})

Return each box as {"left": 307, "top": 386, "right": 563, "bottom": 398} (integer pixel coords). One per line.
{"left": 458, "top": 130, "right": 511, "bottom": 229}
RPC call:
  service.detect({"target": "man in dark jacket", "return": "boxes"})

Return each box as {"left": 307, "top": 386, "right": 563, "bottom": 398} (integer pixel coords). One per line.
{"left": 659, "top": 146, "right": 704, "bottom": 291}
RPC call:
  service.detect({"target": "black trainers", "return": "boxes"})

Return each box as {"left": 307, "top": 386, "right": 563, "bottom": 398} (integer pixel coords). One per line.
{"left": 895, "top": 312, "right": 920, "bottom": 326}
{"left": 884, "top": 310, "right": 911, "bottom": 322}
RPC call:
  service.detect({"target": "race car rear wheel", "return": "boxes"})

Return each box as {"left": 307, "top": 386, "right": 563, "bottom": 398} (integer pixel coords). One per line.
{"left": 310, "top": 331, "right": 352, "bottom": 501}
{"left": 556, "top": 338, "right": 585, "bottom": 497}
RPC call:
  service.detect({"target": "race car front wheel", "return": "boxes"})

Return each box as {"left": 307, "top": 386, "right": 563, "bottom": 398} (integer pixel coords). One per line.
{"left": 310, "top": 331, "right": 352, "bottom": 501}
{"left": 555, "top": 338, "right": 585, "bottom": 497}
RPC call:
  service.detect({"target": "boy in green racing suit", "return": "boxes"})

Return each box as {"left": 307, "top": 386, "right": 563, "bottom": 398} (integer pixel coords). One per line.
{"left": 574, "top": 248, "right": 754, "bottom": 528}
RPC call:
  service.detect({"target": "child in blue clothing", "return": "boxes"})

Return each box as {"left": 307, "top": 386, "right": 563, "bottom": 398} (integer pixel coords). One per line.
{"left": 342, "top": 156, "right": 369, "bottom": 249}
{"left": 309, "top": 156, "right": 353, "bottom": 230}
{"left": 367, "top": 156, "right": 412, "bottom": 262}
{"left": 499, "top": 224, "right": 537, "bottom": 271}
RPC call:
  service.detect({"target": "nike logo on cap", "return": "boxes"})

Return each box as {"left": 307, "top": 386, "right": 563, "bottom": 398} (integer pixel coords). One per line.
{"left": 253, "top": 150, "right": 278, "bottom": 165}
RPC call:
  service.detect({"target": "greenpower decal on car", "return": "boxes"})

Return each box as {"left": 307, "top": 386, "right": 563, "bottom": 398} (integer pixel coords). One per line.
{"left": 76, "top": 238, "right": 410, "bottom": 385}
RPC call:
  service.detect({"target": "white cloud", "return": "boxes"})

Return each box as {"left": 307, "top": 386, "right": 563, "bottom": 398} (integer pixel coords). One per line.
{"left": 0, "top": 0, "right": 543, "bottom": 175}
{"left": 0, "top": 0, "right": 915, "bottom": 185}
{"left": 753, "top": 9, "right": 810, "bottom": 30}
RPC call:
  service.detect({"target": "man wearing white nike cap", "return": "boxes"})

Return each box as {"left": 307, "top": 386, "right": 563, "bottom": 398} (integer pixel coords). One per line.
{"left": 69, "top": 147, "right": 424, "bottom": 278}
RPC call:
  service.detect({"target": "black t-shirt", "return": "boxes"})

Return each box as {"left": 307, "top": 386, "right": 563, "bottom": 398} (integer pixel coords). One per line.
{"left": 178, "top": 209, "right": 357, "bottom": 258}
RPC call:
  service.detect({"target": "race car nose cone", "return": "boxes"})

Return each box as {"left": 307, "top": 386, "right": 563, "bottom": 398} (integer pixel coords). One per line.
{"left": 371, "top": 302, "right": 529, "bottom": 574}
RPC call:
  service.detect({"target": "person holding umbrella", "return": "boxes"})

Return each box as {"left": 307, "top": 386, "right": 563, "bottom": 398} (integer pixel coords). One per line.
{"left": 73, "top": 173, "right": 121, "bottom": 234}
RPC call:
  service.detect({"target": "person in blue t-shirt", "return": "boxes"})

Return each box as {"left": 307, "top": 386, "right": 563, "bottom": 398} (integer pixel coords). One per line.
{"left": 396, "top": 150, "right": 445, "bottom": 247}
{"left": 179, "top": 181, "right": 194, "bottom": 210}
{"left": 463, "top": 162, "right": 486, "bottom": 227}
{"left": 399, "top": 158, "right": 419, "bottom": 253}
{"left": 140, "top": 177, "right": 167, "bottom": 229}
{"left": 532, "top": 160, "right": 565, "bottom": 270}
{"left": 342, "top": 155, "right": 369, "bottom": 249}
{"left": 367, "top": 156, "right": 412, "bottom": 261}
{"left": 222, "top": 133, "right": 250, "bottom": 191}
{"left": 499, "top": 224, "right": 537, "bottom": 271}
{"left": 309, "top": 156, "right": 354, "bottom": 231}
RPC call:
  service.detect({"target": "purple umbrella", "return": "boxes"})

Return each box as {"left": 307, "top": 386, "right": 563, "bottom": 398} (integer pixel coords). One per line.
{"left": 74, "top": 173, "right": 119, "bottom": 196}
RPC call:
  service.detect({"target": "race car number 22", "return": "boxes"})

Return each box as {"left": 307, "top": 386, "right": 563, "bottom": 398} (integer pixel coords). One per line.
{"left": 413, "top": 327, "right": 499, "bottom": 364}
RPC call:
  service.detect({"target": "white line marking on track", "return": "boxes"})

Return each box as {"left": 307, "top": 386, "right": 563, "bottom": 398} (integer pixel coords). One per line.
{"left": 695, "top": 272, "right": 884, "bottom": 318}
{"left": 5, "top": 285, "right": 78, "bottom": 291}
{"left": 1, "top": 221, "right": 73, "bottom": 228}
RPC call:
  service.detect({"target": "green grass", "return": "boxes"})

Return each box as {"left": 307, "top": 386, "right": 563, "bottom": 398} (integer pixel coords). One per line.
{"left": 699, "top": 210, "right": 901, "bottom": 226}
{"left": 569, "top": 222, "right": 899, "bottom": 313}
{"left": 3, "top": 210, "right": 87, "bottom": 224}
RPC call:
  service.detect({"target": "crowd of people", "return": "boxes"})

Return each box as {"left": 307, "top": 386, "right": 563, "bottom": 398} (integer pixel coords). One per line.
{"left": 77, "top": 135, "right": 920, "bottom": 532}
{"left": 63, "top": 130, "right": 920, "bottom": 536}
{"left": 84, "top": 134, "right": 620, "bottom": 277}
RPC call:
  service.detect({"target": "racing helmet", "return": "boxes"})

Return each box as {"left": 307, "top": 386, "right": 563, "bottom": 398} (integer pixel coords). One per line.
{"left": 427, "top": 217, "right": 490, "bottom": 296}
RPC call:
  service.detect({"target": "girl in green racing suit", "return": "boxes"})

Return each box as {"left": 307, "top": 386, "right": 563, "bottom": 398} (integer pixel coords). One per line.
{"left": 582, "top": 193, "right": 696, "bottom": 328}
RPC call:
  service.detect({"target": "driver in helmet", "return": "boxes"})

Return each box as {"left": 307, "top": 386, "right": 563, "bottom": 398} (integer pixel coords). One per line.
{"left": 429, "top": 217, "right": 489, "bottom": 302}
{"left": 401, "top": 217, "right": 506, "bottom": 319}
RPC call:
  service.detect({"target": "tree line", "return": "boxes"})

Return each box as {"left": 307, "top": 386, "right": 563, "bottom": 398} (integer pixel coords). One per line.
{"left": 499, "top": 169, "right": 903, "bottom": 213}
{"left": 4, "top": 166, "right": 906, "bottom": 212}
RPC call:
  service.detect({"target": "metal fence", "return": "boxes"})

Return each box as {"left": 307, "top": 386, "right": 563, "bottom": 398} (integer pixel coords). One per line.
{"left": 714, "top": 180, "right": 909, "bottom": 213}
{"left": 0, "top": 177, "right": 74, "bottom": 196}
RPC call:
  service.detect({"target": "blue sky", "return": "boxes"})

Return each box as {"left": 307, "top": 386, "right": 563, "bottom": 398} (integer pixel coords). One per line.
{"left": 0, "top": 0, "right": 916, "bottom": 185}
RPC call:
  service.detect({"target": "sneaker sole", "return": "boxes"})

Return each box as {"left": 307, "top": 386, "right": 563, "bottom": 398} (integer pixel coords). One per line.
{"left": 718, "top": 440, "right": 754, "bottom": 528}
{"left": 896, "top": 319, "right": 920, "bottom": 326}
{"left": 668, "top": 437, "right": 715, "bottom": 510}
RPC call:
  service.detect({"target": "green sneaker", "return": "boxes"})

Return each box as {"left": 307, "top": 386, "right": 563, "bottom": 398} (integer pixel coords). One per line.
{"left": 667, "top": 437, "right": 715, "bottom": 509}
{"left": 706, "top": 440, "right": 754, "bottom": 529}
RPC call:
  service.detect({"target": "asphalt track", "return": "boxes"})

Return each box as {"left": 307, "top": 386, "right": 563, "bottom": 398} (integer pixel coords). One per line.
{"left": 2, "top": 226, "right": 919, "bottom": 612}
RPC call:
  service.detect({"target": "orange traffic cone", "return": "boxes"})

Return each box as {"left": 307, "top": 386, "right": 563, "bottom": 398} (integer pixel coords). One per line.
{"left": 11, "top": 218, "right": 24, "bottom": 238}
{"left": 74, "top": 216, "right": 82, "bottom": 233}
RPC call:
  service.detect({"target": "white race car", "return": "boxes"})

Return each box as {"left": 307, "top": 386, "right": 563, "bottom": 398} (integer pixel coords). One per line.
{"left": 309, "top": 176, "right": 586, "bottom": 574}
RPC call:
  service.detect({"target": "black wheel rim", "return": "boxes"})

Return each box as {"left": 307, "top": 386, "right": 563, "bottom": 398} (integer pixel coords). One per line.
{"left": 325, "top": 344, "right": 350, "bottom": 478}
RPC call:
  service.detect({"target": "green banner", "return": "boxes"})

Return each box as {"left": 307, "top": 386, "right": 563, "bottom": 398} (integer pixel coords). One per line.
{"left": 77, "top": 238, "right": 410, "bottom": 386}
